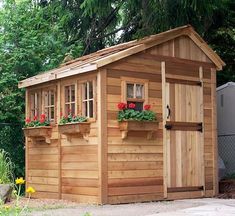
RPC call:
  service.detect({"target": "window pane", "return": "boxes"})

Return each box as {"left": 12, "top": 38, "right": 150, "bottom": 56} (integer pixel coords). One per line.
{"left": 71, "top": 103, "right": 75, "bottom": 115}
{"left": 50, "top": 108, "right": 54, "bottom": 121}
{"left": 89, "top": 81, "right": 93, "bottom": 99}
{"left": 71, "top": 85, "right": 75, "bottom": 102}
{"left": 51, "top": 91, "right": 54, "bottom": 105}
{"left": 44, "top": 92, "right": 48, "bottom": 107}
{"left": 45, "top": 107, "right": 49, "bottom": 119}
{"left": 127, "top": 101, "right": 143, "bottom": 111}
{"left": 136, "top": 84, "right": 144, "bottom": 99}
{"left": 127, "top": 84, "right": 134, "bottom": 98}
{"left": 65, "top": 86, "right": 70, "bottom": 103}
{"left": 65, "top": 104, "right": 70, "bottom": 115}
{"left": 89, "top": 100, "right": 93, "bottom": 118}
{"left": 84, "top": 101, "right": 88, "bottom": 117}
{"left": 84, "top": 83, "right": 88, "bottom": 100}
{"left": 36, "top": 93, "right": 41, "bottom": 115}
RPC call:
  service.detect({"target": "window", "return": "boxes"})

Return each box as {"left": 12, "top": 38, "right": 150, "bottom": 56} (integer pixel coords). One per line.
{"left": 44, "top": 90, "right": 55, "bottom": 121}
{"left": 122, "top": 77, "right": 148, "bottom": 111}
{"left": 30, "top": 92, "right": 41, "bottom": 119}
{"left": 126, "top": 83, "right": 145, "bottom": 111}
{"left": 65, "top": 85, "right": 76, "bottom": 115}
{"left": 82, "top": 81, "right": 94, "bottom": 118}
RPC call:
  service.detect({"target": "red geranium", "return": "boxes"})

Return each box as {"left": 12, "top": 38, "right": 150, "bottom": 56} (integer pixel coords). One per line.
{"left": 33, "top": 115, "right": 38, "bottom": 121}
{"left": 40, "top": 114, "right": 46, "bottom": 119}
{"left": 128, "top": 103, "right": 136, "bottom": 109}
{"left": 25, "top": 118, "right": 31, "bottom": 124}
{"left": 40, "top": 118, "right": 45, "bottom": 123}
{"left": 144, "top": 104, "right": 151, "bottom": 110}
{"left": 117, "top": 102, "right": 127, "bottom": 110}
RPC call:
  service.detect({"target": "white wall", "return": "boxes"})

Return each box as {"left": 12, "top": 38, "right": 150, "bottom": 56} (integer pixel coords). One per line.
{"left": 217, "top": 85, "right": 235, "bottom": 135}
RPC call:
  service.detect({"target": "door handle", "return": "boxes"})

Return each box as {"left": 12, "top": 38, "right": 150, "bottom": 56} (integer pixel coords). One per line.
{"left": 166, "top": 105, "right": 171, "bottom": 119}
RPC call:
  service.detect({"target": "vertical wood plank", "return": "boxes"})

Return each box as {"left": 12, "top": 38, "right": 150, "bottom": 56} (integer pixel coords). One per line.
{"left": 97, "top": 69, "right": 108, "bottom": 203}
{"left": 161, "top": 61, "right": 167, "bottom": 198}
{"left": 25, "top": 89, "right": 29, "bottom": 191}
{"left": 199, "top": 66, "right": 205, "bottom": 195}
{"left": 211, "top": 68, "right": 218, "bottom": 195}
{"left": 57, "top": 81, "right": 62, "bottom": 199}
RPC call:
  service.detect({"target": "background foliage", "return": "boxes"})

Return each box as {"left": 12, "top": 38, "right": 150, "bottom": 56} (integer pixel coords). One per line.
{"left": 0, "top": 0, "right": 234, "bottom": 177}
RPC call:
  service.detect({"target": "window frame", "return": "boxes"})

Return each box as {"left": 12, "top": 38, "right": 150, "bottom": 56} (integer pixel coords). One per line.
{"left": 121, "top": 77, "right": 149, "bottom": 110}
{"left": 79, "top": 79, "right": 96, "bottom": 120}
{"left": 42, "top": 87, "right": 56, "bottom": 123}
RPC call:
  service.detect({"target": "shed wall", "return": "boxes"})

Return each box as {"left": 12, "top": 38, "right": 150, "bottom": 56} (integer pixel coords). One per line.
{"left": 105, "top": 54, "right": 164, "bottom": 204}
{"left": 27, "top": 128, "right": 60, "bottom": 199}
{"left": 26, "top": 74, "right": 100, "bottom": 203}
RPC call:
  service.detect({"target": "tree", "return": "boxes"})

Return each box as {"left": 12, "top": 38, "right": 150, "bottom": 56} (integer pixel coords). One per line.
{"left": 0, "top": 0, "right": 234, "bottom": 124}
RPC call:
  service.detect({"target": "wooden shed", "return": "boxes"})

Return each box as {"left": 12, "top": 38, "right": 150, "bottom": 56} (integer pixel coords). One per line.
{"left": 19, "top": 25, "right": 225, "bottom": 204}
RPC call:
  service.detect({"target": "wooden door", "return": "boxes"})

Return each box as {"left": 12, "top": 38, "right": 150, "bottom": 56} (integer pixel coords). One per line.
{"left": 165, "top": 82, "right": 204, "bottom": 193}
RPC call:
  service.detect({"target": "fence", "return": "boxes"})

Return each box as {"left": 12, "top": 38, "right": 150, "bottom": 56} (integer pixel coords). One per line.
{"left": 218, "top": 134, "right": 235, "bottom": 175}
{"left": 0, "top": 123, "right": 25, "bottom": 178}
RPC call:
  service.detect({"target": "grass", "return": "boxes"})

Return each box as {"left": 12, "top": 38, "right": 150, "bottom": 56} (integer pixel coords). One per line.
{"left": 0, "top": 149, "right": 14, "bottom": 184}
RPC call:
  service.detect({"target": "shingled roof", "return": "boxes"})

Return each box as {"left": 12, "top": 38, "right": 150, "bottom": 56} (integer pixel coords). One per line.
{"left": 19, "top": 25, "right": 225, "bottom": 88}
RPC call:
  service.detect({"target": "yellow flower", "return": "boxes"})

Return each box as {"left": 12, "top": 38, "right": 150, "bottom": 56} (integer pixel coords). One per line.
{"left": 26, "top": 186, "right": 36, "bottom": 194}
{"left": 4, "top": 205, "right": 10, "bottom": 210}
{"left": 15, "top": 177, "right": 25, "bottom": 185}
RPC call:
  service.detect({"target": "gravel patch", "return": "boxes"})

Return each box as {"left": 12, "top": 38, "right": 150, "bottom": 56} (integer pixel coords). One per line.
{"left": 7, "top": 198, "right": 235, "bottom": 216}
{"left": 27, "top": 198, "right": 206, "bottom": 216}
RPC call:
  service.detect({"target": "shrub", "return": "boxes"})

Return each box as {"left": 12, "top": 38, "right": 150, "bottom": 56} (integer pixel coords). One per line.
{"left": 0, "top": 149, "right": 14, "bottom": 184}
{"left": 0, "top": 124, "right": 25, "bottom": 179}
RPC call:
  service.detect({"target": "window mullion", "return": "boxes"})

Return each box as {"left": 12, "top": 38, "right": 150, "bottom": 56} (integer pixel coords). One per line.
{"left": 87, "top": 82, "right": 90, "bottom": 118}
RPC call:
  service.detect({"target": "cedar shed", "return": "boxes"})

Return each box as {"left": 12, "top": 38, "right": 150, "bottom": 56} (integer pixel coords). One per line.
{"left": 19, "top": 25, "right": 225, "bottom": 204}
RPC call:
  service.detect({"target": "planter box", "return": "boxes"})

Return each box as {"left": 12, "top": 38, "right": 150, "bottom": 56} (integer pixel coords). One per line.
{"left": 23, "top": 126, "right": 52, "bottom": 144}
{"left": 119, "top": 121, "right": 158, "bottom": 139}
{"left": 58, "top": 122, "right": 90, "bottom": 141}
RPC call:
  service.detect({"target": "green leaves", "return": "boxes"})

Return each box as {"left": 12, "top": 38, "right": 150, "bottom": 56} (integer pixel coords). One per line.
{"left": 118, "top": 109, "right": 156, "bottom": 122}
{"left": 59, "top": 114, "right": 87, "bottom": 125}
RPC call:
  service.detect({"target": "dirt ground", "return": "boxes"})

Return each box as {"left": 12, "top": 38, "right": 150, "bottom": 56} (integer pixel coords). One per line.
{"left": 13, "top": 198, "right": 235, "bottom": 216}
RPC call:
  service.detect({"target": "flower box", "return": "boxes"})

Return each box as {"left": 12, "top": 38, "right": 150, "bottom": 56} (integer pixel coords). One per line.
{"left": 119, "top": 121, "right": 158, "bottom": 139}
{"left": 58, "top": 122, "right": 90, "bottom": 141}
{"left": 23, "top": 126, "right": 52, "bottom": 144}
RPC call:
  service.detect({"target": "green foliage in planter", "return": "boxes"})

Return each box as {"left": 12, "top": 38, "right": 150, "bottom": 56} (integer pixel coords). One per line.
{"left": 118, "top": 109, "right": 156, "bottom": 122}
{"left": 117, "top": 103, "right": 156, "bottom": 122}
{"left": 59, "top": 114, "right": 87, "bottom": 125}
